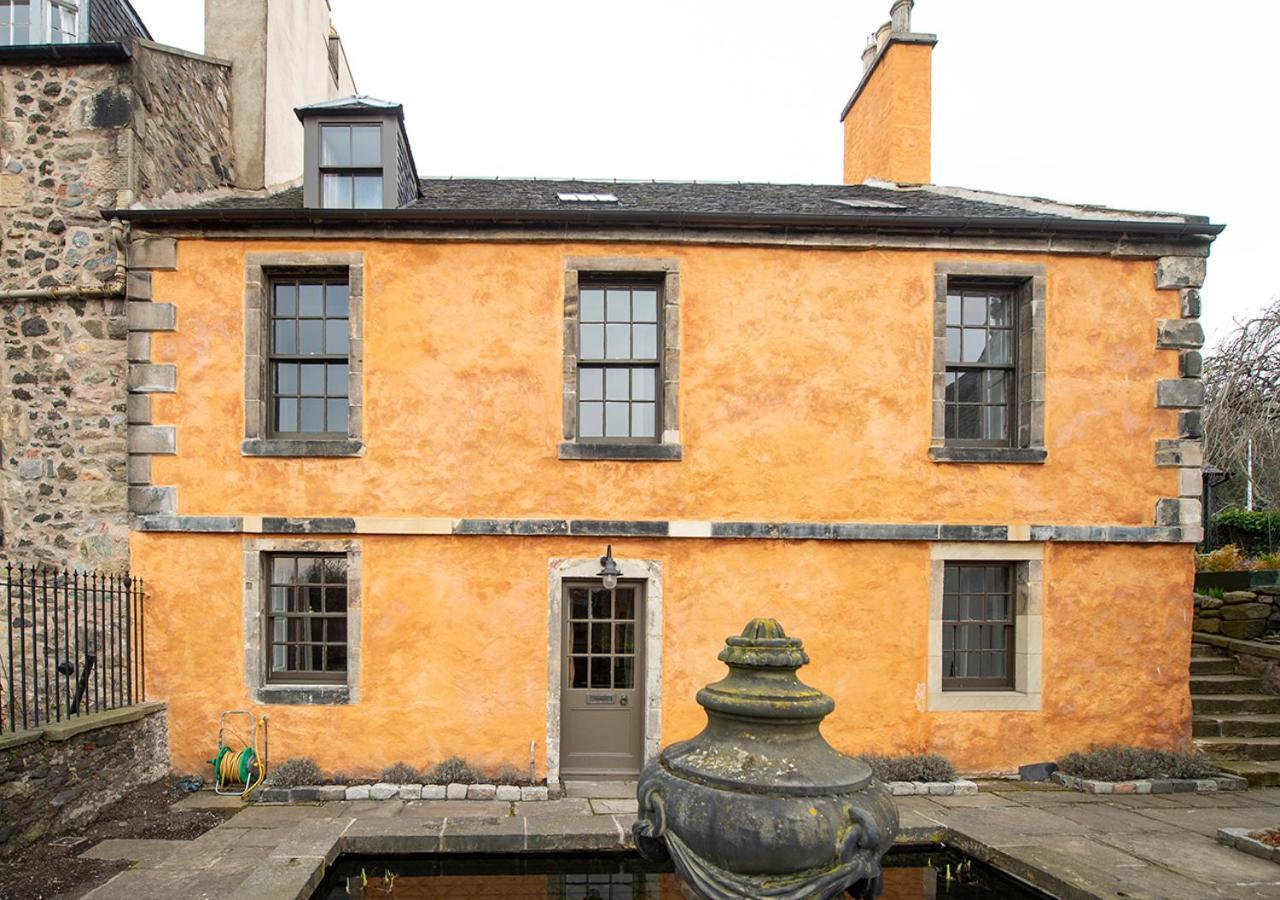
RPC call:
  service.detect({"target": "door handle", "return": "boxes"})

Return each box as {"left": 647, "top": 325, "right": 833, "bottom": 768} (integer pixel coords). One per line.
{"left": 620, "top": 696, "right": 629, "bottom": 707}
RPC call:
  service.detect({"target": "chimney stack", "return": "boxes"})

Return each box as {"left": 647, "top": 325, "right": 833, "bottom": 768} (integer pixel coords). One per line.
{"left": 839, "top": 1, "right": 937, "bottom": 185}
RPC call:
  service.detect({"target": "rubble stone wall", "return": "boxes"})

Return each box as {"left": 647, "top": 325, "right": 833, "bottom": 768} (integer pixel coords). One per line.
{"left": 0, "top": 44, "right": 231, "bottom": 568}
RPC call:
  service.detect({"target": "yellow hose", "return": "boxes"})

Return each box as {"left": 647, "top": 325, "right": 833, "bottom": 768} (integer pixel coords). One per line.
{"left": 212, "top": 715, "right": 267, "bottom": 797}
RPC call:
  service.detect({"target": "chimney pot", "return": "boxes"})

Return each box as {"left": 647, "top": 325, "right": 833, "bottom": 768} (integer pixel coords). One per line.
{"left": 861, "top": 39, "right": 878, "bottom": 73}
{"left": 890, "top": 0, "right": 914, "bottom": 34}
{"left": 875, "top": 21, "right": 892, "bottom": 51}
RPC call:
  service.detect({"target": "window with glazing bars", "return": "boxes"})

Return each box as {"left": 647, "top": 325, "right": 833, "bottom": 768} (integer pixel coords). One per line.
{"left": 46, "top": 0, "right": 76, "bottom": 42}
{"left": 0, "top": 0, "right": 32, "bottom": 44}
{"left": 319, "top": 124, "right": 382, "bottom": 209}
{"left": 264, "top": 554, "right": 348, "bottom": 683}
{"left": 577, "top": 282, "right": 661, "bottom": 442}
{"left": 944, "top": 282, "right": 1017, "bottom": 446}
{"left": 268, "top": 275, "right": 350, "bottom": 437}
{"left": 942, "top": 562, "right": 1015, "bottom": 690}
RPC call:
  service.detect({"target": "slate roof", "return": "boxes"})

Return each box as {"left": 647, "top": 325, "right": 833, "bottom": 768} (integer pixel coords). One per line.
{"left": 128, "top": 177, "right": 1220, "bottom": 239}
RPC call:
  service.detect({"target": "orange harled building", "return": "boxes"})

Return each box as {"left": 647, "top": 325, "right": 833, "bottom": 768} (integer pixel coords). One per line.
{"left": 117, "top": 1, "right": 1219, "bottom": 783}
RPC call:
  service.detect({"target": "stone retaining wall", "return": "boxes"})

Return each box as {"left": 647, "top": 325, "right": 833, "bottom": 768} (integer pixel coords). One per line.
{"left": 0, "top": 701, "right": 167, "bottom": 853}
{"left": 1193, "top": 586, "right": 1280, "bottom": 640}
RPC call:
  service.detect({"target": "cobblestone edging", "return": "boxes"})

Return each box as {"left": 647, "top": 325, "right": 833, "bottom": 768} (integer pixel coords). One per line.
{"left": 254, "top": 782, "right": 552, "bottom": 803}
{"left": 887, "top": 779, "right": 978, "bottom": 796}
{"left": 1053, "top": 771, "right": 1246, "bottom": 794}
{"left": 1219, "top": 827, "right": 1280, "bottom": 864}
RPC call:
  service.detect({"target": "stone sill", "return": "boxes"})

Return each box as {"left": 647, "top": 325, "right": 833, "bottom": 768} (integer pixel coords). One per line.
{"left": 254, "top": 782, "right": 553, "bottom": 803}
{"left": 0, "top": 700, "right": 165, "bottom": 751}
{"left": 1053, "top": 771, "right": 1245, "bottom": 794}
{"left": 928, "top": 691, "right": 1041, "bottom": 712}
{"left": 242, "top": 438, "right": 365, "bottom": 458}
{"left": 1195, "top": 631, "right": 1280, "bottom": 661}
{"left": 929, "top": 446, "right": 1047, "bottom": 464}
{"left": 254, "top": 685, "right": 350, "bottom": 705}
{"left": 558, "top": 442, "right": 682, "bottom": 461}
{"left": 887, "top": 779, "right": 978, "bottom": 796}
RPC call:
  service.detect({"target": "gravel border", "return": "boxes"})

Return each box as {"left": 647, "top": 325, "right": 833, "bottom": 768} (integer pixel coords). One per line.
{"left": 1053, "top": 771, "right": 1246, "bottom": 794}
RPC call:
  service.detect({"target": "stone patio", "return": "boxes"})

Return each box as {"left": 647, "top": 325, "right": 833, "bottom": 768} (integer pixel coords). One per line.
{"left": 79, "top": 781, "right": 1280, "bottom": 900}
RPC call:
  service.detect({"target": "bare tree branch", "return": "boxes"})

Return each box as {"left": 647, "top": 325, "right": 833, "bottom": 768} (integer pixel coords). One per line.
{"left": 1203, "top": 293, "right": 1280, "bottom": 510}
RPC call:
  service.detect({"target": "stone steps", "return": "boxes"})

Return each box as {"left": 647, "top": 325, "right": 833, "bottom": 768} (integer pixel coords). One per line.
{"left": 1189, "top": 673, "right": 1265, "bottom": 695}
{"left": 1190, "top": 657, "right": 1236, "bottom": 676}
{"left": 1196, "top": 736, "right": 1280, "bottom": 761}
{"left": 1210, "top": 758, "right": 1280, "bottom": 788}
{"left": 1193, "top": 713, "right": 1280, "bottom": 738}
{"left": 1191, "top": 693, "right": 1280, "bottom": 716}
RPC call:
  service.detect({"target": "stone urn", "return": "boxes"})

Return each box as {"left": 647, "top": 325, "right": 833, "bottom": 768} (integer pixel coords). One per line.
{"left": 633, "top": 619, "right": 898, "bottom": 899}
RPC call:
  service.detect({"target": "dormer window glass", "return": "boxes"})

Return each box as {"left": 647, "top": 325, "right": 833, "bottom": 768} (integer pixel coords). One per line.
{"left": 0, "top": 0, "right": 83, "bottom": 46}
{"left": 319, "top": 124, "right": 383, "bottom": 209}
{"left": 0, "top": 0, "right": 33, "bottom": 44}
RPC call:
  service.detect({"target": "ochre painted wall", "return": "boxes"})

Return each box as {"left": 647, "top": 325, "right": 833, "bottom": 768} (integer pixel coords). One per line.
{"left": 133, "top": 533, "right": 1193, "bottom": 777}
{"left": 843, "top": 42, "right": 933, "bottom": 185}
{"left": 146, "top": 240, "right": 1181, "bottom": 526}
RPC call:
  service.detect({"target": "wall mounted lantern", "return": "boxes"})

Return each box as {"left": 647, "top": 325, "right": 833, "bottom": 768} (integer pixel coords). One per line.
{"left": 598, "top": 544, "right": 621, "bottom": 590}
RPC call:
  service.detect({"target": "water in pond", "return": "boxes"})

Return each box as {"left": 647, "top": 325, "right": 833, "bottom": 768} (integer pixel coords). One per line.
{"left": 312, "top": 848, "right": 1049, "bottom": 898}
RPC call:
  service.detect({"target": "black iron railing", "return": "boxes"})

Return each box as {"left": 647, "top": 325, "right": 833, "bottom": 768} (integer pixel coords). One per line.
{"left": 2, "top": 563, "right": 145, "bottom": 732}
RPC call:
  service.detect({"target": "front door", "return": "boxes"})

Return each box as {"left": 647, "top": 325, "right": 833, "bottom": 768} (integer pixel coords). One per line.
{"left": 560, "top": 581, "right": 644, "bottom": 778}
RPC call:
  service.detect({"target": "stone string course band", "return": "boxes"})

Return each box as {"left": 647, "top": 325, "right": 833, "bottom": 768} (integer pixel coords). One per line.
{"left": 133, "top": 515, "right": 1198, "bottom": 543}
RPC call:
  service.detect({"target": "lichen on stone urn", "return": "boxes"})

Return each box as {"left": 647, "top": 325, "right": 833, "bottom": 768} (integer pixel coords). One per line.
{"left": 634, "top": 618, "right": 899, "bottom": 899}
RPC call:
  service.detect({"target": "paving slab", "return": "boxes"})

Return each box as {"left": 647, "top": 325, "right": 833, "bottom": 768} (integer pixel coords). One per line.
{"left": 1090, "top": 830, "right": 1280, "bottom": 887}
{"left": 83, "top": 868, "right": 208, "bottom": 900}
{"left": 1131, "top": 804, "right": 1280, "bottom": 838}
{"left": 80, "top": 838, "right": 188, "bottom": 866}
{"left": 171, "top": 792, "right": 247, "bottom": 811}
{"left": 402, "top": 800, "right": 511, "bottom": 817}
{"left": 927, "top": 792, "right": 1024, "bottom": 808}
{"left": 343, "top": 816, "right": 443, "bottom": 854}
{"left": 218, "top": 803, "right": 336, "bottom": 829}
{"left": 513, "top": 798, "right": 593, "bottom": 817}
{"left": 935, "top": 805, "right": 1091, "bottom": 845}
{"left": 590, "top": 797, "right": 639, "bottom": 815}
{"left": 1048, "top": 803, "right": 1186, "bottom": 835}
{"left": 562, "top": 780, "right": 637, "bottom": 799}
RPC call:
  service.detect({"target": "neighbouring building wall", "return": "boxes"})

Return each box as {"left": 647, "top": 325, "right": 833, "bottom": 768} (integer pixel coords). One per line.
{"left": 1, "top": 298, "right": 129, "bottom": 567}
{"left": 0, "top": 46, "right": 231, "bottom": 568}
{"left": 129, "top": 42, "right": 235, "bottom": 201}
{"left": 206, "top": 0, "right": 358, "bottom": 190}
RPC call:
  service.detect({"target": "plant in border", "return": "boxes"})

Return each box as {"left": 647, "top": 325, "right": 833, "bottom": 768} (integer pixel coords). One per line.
{"left": 1057, "top": 744, "right": 1216, "bottom": 781}
{"left": 380, "top": 761, "right": 429, "bottom": 784}
{"left": 262, "top": 756, "right": 322, "bottom": 787}
{"left": 425, "top": 756, "right": 478, "bottom": 785}
{"left": 856, "top": 753, "right": 956, "bottom": 783}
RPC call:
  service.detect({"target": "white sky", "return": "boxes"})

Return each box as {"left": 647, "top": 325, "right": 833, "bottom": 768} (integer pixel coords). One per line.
{"left": 132, "top": 0, "right": 1280, "bottom": 348}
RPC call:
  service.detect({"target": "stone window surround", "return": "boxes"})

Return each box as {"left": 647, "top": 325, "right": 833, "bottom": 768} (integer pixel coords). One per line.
{"left": 242, "top": 537, "right": 362, "bottom": 705}
{"left": 931, "top": 261, "right": 1047, "bottom": 464}
{"left": 560, "top": 257, "right": 681, "bottom": 461}
{"left": 545, "top": 556, "right": 663, "bottom": 788}
{"left": 242, "top": 251, "right": 365, "bottom": 457}
{"left": 927, "top": 542, "right": 1043, "bottom": 712}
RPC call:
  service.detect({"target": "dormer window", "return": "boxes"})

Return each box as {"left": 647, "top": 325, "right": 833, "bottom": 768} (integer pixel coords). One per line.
{"left": 320, "top": 124, "right": 382, "bottom": 209}
{"left": 296, "top": 95, "right": 422, "bottom": 212}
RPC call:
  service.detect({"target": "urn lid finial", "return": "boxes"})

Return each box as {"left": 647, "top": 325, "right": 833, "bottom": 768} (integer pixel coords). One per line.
{"left": 719, "top": 617, "right": 810, "bottom": 669}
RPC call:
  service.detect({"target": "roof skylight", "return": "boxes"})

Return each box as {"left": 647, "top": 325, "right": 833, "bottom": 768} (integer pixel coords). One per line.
{"left": 557, "top": 192, "right": 619, "bottom": 203}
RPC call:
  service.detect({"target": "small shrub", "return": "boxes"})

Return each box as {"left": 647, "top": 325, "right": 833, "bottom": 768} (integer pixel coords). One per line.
{"left": 1057, "top": 745, "right": 1216, "bottom": 781}
{"left": 494, "top": 764, "right": 525, "bottom": 786}
{"left": 263, "top": 756, "right": 322, "bottom": 788}
{"left": 1212, "top": 508, "right": 1280, "bottom": 556}
{"left": 1198, "top": 544, "right": 1248, "bottom": 572}
{"left": 857, "top": 753, "right": 956, "bottom": 783}
{"left": 426, "top": 756, "right": 478, "bottom": 785}
{"left": 1257, "top": 551, "right": 1280, "bottom": 571}
{"left": 381, "top": 762, "right": 429, "bottom": 784}
{"left": 1203, "top": 586, "right": 1227, "bottom": 599}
